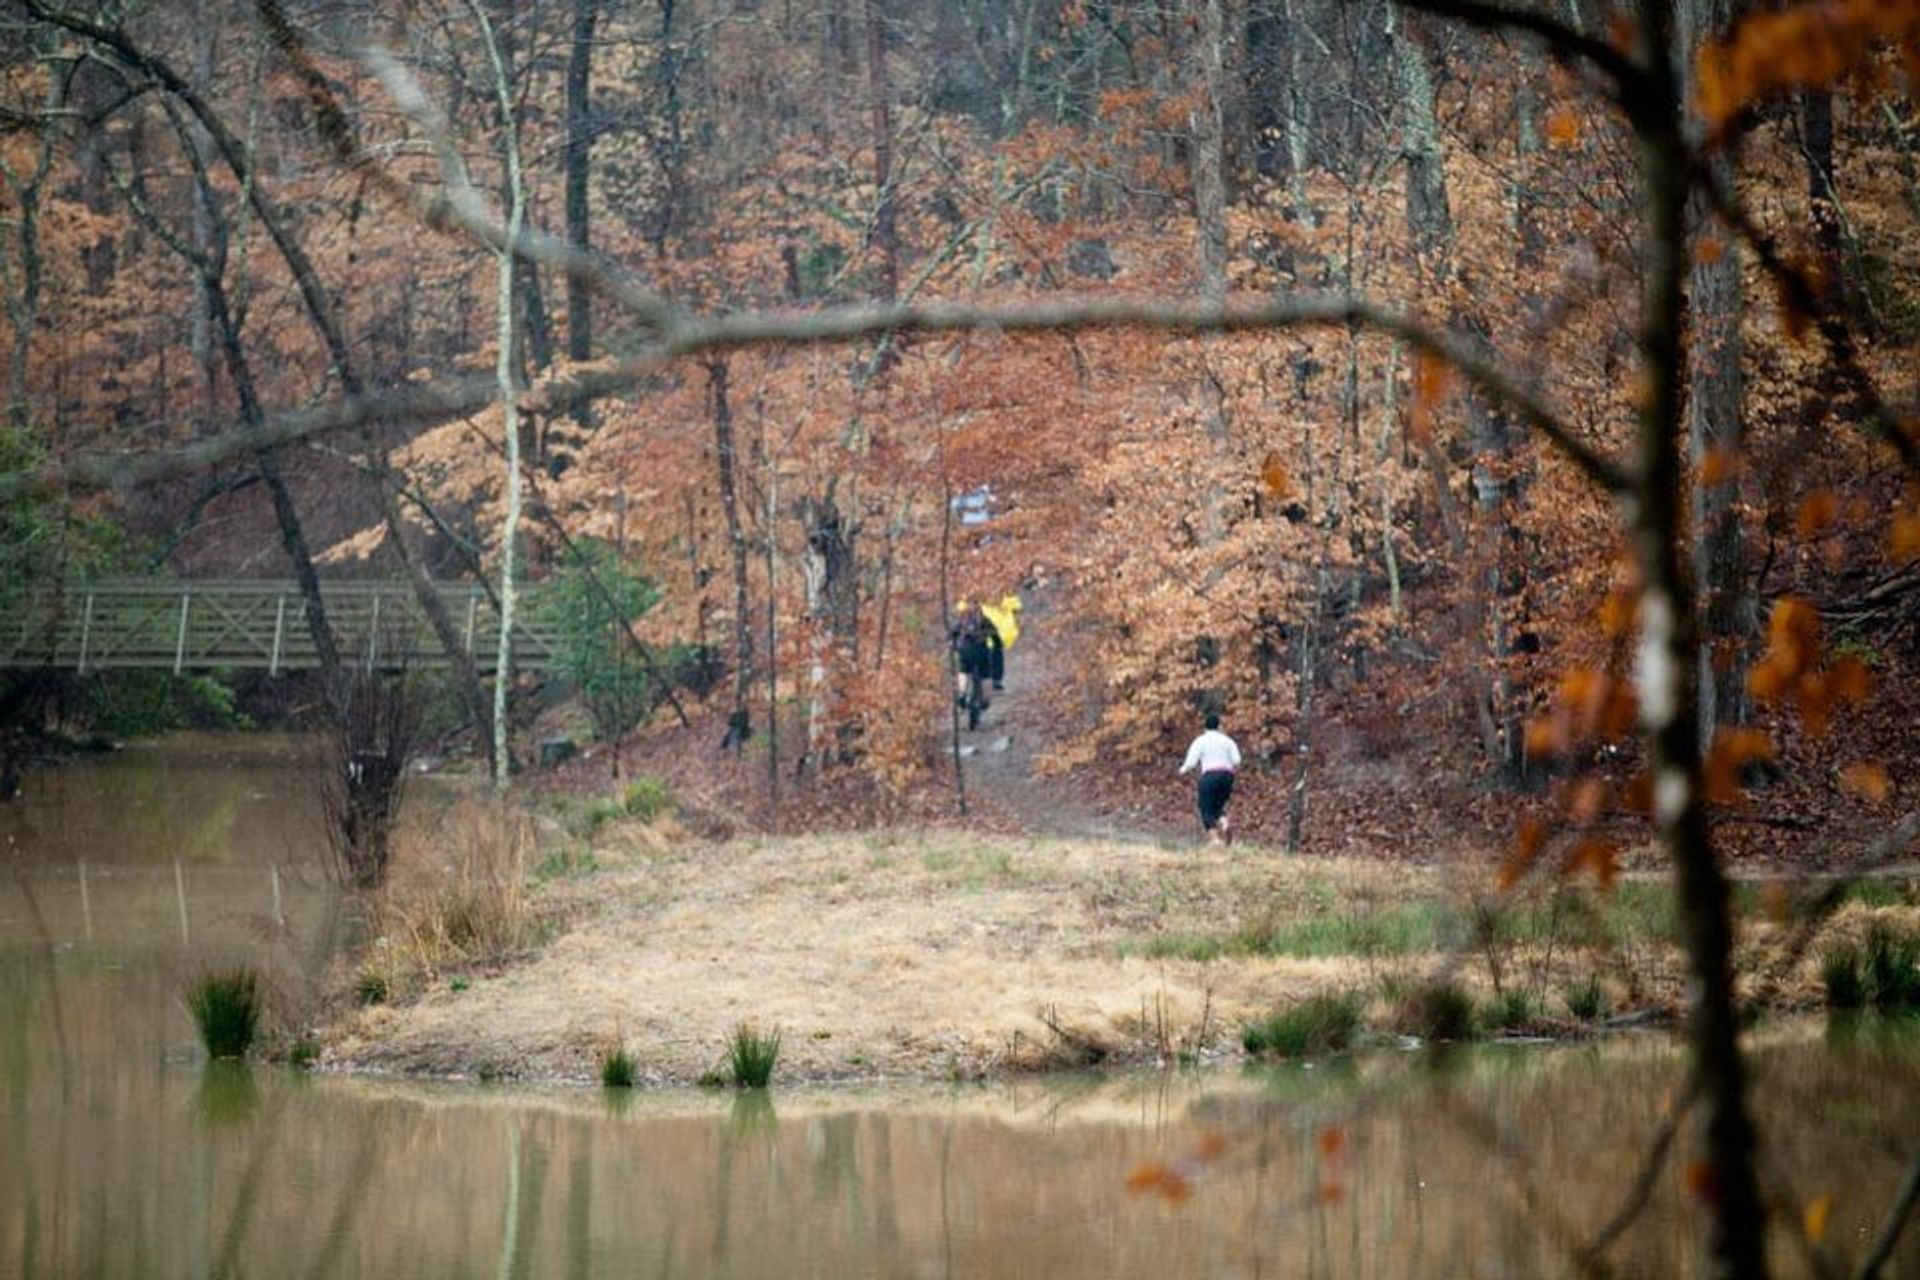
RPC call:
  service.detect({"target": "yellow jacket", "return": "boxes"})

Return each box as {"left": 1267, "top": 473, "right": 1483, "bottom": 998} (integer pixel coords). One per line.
{"left": 980, "top": 595, "right": 1022, "bottom": 649}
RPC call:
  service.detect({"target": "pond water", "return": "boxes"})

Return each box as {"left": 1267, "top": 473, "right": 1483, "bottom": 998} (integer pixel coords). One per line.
{"left": 2, "top": 736, "right": 1917, "bottom": 1279}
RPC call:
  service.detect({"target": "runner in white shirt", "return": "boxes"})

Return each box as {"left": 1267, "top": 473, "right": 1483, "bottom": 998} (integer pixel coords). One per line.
{"left": 1178, "top": 713, "right": 1242, "bottom": 846}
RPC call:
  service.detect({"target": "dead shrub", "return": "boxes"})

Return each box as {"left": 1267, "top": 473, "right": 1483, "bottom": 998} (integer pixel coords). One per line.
{"left": 318, "top": 669, "right": 422, "bottom": 890}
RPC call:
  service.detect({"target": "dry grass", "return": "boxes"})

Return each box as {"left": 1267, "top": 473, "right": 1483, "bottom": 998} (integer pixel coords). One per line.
{"left": 365, "top": 799, "right": 537, "bottom": 994}
{"left": 321, "top": 826, "right": 1920, "bottom": 1085}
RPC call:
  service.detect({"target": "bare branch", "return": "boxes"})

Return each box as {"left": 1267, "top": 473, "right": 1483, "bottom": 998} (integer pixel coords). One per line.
{"left": 1575, "top": 1074, "right": 1701, "bottom": 1275}
{"left": 1698, "top": 161, "right": 1920, "bottom": 477}
{"left": 1857, "top": 1151, "right": 1920, "bottom": 1280}
{"left": 248, "top": 0, "right": 678, "bottom": 332}
{"left": 0, "top": 292, "right": 1630, "bottom": 503}
{"left": 1391, "top": 0, "right": 1648, "bottom": 101}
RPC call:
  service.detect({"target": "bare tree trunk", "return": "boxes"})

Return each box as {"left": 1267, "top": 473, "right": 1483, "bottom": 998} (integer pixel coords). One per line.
{"left": 798, "top": 482, "right": 858, "bottom": 769}
{"left": 1392, "top": 11, "right": 1504, "bottom": 770}
{"left": 1392, "top": 11, "right": 1452, "bottom": 268}
{"left": 706, "top": 357, "right": 753, "bottom": 750}
{"left": 1191, "top": 0, "right": 1235, "bottom": 614}
{"left": 188, "top": 1, "right": 218, "bottom": 421}
{"left": 1682, "top": 0, "right": 1749, "bottom": 751}
{"left": 1284, "top": 556, "right": 1324, "bottom": 855}
{"left": 758, "top": 420, "right": 780, "bottom": 809}
{"left": 1192, "top": 0, "right": 1231, "bottom": 298}
{"left": 107, "top": 101, "right": 346, "bottom": 678}
{"left": 647, "top": 0, "right": 686, "bottom": 257}
{"left": 1279, "top": 0, "right": 1315, "bottom": 226}
{"left": 474, "top": 0, "right": 528, "bottom": 793}
{"left": 1377, "top": 343, "right": 1403, "bottom": 618}
{"left": 564, "top": 0, "right": 597, "bottom": 432}
{"left": 1802, "top": 89, "right": 1843, "bottom": 277}
{"left": 940, "top": 476, "right": 966, "bottom": 816}
{"left": 0, "top": 37, "right": 63, "bottom": 434}
{"left": 864, "top": 0, "right": 899, "bottom": 304}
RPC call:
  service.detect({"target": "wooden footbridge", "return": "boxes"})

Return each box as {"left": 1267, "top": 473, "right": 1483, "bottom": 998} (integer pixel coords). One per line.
{"left": 0, "top": 579, "right": 562, "bottom": 674}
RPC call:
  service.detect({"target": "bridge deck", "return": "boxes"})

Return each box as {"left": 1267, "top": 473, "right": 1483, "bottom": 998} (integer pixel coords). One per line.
{"left": 0, "top": 579, "right": 562, "bottom": 674}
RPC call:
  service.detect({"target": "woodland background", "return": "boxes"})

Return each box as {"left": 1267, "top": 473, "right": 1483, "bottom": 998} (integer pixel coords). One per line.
{"left": 1, "top": 0, "right": 1916, "bottom": 859}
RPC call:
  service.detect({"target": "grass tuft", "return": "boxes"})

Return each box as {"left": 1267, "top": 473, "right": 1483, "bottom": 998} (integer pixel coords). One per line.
{"left": 1564, "top": 974, "right": 1607, "bottom": 1022}
{"left": 1863, "top": 923, "right": 1920, "bottom": 1009}
{"left": 599, "top": 1045, "right": 637, "bottom": 1088}
{"left": 1242, "top": 992, "right": 1362, "bottom": 1058}
{"left": 1822, "top": 947, "right": 1867, "bottom": 1010}
{"left": 1395, "top": 980, "right": 1478, "bottom": 1043}
{"left": 727, "top": 1023, "right": 782, "bottom": 1088}
{"left": 1820, "top": 923, "right": 1920, "bottom": 1011}
{"left": 1486, "top": 988, "right": 1538, "bottom": 1031}
{"left": 622, "top": 777, "right": 673, "bottom": 822}
{"left": 185, "top": 969, "right": 263, "bottom": 1059}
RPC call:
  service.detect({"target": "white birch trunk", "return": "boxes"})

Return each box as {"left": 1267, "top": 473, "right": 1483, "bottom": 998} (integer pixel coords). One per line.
{"left": 474, "top": 1, "right": 526, "bottom": 794}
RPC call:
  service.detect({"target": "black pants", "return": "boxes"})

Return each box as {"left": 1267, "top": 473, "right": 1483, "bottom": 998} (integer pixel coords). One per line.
{"left": 1196, "top": 770, "right": 1235, "bottom": 830}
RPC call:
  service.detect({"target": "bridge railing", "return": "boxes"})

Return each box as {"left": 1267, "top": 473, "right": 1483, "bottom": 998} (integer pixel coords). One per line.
{"left": 0, "top": 579, "right": 562, "bottom": 674}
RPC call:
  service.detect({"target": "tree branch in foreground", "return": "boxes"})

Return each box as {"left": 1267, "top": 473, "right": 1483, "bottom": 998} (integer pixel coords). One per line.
{"left": 1858, "top": 1151, "right": 1920, "bottom": 1280}
{"left": 1392, "top": 0, "right": 1648, "bottom": 100}
{"left": 1698, "top": 162, "right": 1920, "bottom": 478}
{"left": 1, "top": 294, "right": 1629, "bottom": 504}
{"left": 1575, "top": 1074, "right": 1701, "bottom": 1276}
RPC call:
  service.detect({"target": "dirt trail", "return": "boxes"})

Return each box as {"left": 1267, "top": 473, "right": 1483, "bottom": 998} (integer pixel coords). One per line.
{"left": 954, "top": 590, "right": 1185, "bottom": 846}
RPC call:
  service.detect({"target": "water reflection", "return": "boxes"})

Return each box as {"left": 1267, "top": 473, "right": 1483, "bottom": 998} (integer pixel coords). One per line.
{"left": 193, "top": 1060, "right": 261, "bottom": 1129}
{"left": 1, "top": 739, "right": 1917, "bottom": 1278}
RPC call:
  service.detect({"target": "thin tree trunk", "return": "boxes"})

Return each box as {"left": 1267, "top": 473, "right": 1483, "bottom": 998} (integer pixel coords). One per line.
{"left": 1377, "top": 343, "right": 1403, "bottom": 618}
{"left": 1802, "top": 89, "right": 1843, "bottom": 277}
{"left": 762, "top": 434, "right": 780, "bottom": 809}
{"left": 1284, "top": 559, "right": 1323, "bottom": 855}
{"left": 706, "top": 357, "right": 753, "bottom": 750}
{"left": 564, "top": 0, "right": 597, "bottom": 429}
{"left": 474, "top": 0, "right": 527, "bottom": 794}
{"left": 940, "top": 477, "right": 966, "bottom": 816}
{"left": 188, "top": 2, "right": 218, "bottom": 420}
{"left": 1394, "top": 10, "right": 1513, "bottom": 775}
{"left": 864, "top": 0, "right": 898, "bottom": 304}
{"left": 1, "top": 41, "right": 63, "bottom": 434}
{"left": 1683, "top": 0, "right": 1749, "bottom": 751}
{"left": 648, "top": 0, "right": 685, "bottom": 256}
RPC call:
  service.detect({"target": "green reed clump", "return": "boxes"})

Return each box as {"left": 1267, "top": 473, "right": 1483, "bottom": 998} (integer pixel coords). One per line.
{"left": 1564, "top": 974, "right": 1608, "bottom": 1022}
{"left": 1822, "top": 946, "right": 1867, "bottom": 1010}
{"left": 1486, "top": 988, "right": 1539, "bottom": 1031}
{"left": 1242, "top": 992, "right": 1362, "bottom": 1058}
{"left": 185, "top": 969, "right": 263, "bottom": 1059}
{"left": 1827, "top": 923, "right": 1920, "bottom": 1010}
{"left": 600, "top": 1046, "right": 637, "bottom": 1088}
{"left": 1395, "top": 980, "right": 1478, "bottom": 1043}
{"left": 727, "top": 1023, "right": 782, "bottom": 1088}
{"left": 1863, "top": 924, "right": 1920, "bottom": 1008}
